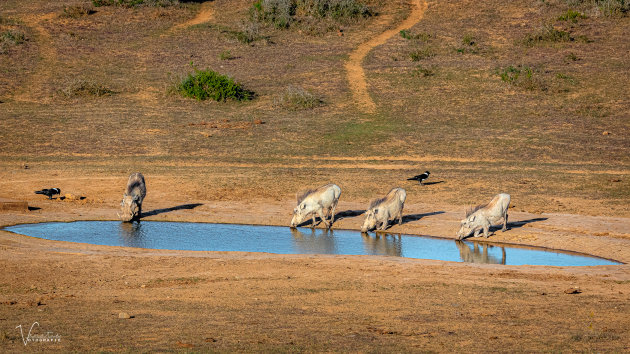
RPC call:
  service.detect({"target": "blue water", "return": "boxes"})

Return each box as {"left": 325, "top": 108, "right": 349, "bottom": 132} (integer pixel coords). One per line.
{"left": 3, "top": 221, "right": 621, "bottom": 266}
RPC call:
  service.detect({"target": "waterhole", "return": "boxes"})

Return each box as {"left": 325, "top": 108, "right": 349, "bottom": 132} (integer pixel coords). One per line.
{"left": 3, "top": 221, "right": 620, "bottom": 266}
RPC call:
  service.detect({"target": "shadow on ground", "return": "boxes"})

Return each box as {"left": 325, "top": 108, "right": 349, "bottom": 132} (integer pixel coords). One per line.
{"left": 142, "top": 203, "right": 203, "bottom": 218}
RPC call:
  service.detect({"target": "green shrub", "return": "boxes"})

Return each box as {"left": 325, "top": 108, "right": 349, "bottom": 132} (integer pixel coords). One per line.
{"left": 557, "top": 9, "right": 587, "bottom": 22}
{"left": 174, "top": 66, "right": 254, "bottom": 101}
{"left": 523, "top": 24, "right": 571, "bottom": 46}
{"left": 274, "top": 85, "right": 322, "bottom": 110}
{"left": 61, "top": 78, "right": 114, "bottom": 97}
{"left": 409, "top": 47, "right": 435, "bottom": 61}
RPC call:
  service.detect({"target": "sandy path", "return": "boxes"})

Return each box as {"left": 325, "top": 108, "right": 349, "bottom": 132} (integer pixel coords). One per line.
{"left": 167, "top": 1, "right": 214, "bottom": 33}
{"left": 13, "top": 13, "right": 56, "bottom": 103}
{"left": 345, "top": 0, "right": 427, "bottom": 113}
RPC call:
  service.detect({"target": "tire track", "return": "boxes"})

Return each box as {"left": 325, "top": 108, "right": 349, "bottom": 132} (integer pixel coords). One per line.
{"left": 345, "top": 0, "right": 427, "bottom": 113}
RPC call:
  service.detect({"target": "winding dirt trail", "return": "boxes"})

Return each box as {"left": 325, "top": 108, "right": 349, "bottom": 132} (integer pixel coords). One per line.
{"left": 167, "top": 1, "right": 214, "bottom": 33}
{"left": 13, "top": 13, "right": 57, "bottom": 103}
{"left": 345, "top": 0, "right": 427, "bottom": 113}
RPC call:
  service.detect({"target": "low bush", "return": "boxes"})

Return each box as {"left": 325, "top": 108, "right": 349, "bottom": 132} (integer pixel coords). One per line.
{"left": 274, "top": 85, "right": 322, "bottom": 110}
{"left": 251, "top": 0, "right": 371, "bottom": 29}
{"left": 92, "top": 0, "right": 179, "bottom": 7}
{"left": 173, "top": 66, "right": 254, "bottom": 101}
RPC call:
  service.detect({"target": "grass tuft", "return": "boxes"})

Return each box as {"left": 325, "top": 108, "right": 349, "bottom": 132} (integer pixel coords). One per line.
{"left": 409, "top": 47, "right": 435, "bottom": 61}
{"left": 61, "top": 78, "right": 114, "bottom": 97}
{"left": 274, "top": 85, "right": 322, "bottom": 110}
{"left": 557, "top": 9, "right": 587, "bottom": 22}
{"left": 62, "top": 5, "right": 96, "bottom": 18}
{"left": 412, "top": 65, "right": 435, "bottom": 77}
{"left": 498, "top": 65, "right": 547, "bottom": 91}
{"left": 523, "top": 24, "right": 571, "bottom": 46}
{"left": 0, "top": 30, "right": 27, "bottom": 54}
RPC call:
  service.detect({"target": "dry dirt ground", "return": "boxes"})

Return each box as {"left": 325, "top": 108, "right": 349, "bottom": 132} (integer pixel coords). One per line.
{"left": 0, "top": 0, "right": 629, "bottom": 351}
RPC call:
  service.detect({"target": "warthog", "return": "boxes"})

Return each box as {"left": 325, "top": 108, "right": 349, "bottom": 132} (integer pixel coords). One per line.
{"left": 118, "top": 172, "right": 146, "bottom": 222}
{"left": 290, "top": 184, "right": 341, "bottom": 229}
{"left": 456, "top": 193, "right": 510, "bottom": 240}
{"left": 361, "top": 187, "right": 406, "bottom": 232}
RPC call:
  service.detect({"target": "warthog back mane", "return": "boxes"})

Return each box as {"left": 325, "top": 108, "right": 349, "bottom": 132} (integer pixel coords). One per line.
{"left": 368, "top": 188, "right": 400, "bottom": 210}
{"left": 465, "top": 203, "right": 487, "bottom": 218}
{"left": 296, "top": 189, "right": 316, "bottom": 204}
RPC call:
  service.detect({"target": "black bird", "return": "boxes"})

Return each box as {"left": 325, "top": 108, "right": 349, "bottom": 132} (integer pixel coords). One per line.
{"left": 407, "top": 171, "right": 430, "bottom": 185}
{"left": 35, "top": 188, "right": 61, "bottom": 200}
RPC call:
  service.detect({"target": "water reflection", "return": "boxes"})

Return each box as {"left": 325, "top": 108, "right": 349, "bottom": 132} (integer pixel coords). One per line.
{"left": 455, "top": 240, "right": 506, "bottom": 264}
{"left": 117, "top": 221, "right": 147, "bottom": 248}
{"left": 290, "top": 227, "right": 338, "bottom": 254}
{"left": 361, "top": 233, "right": 402, "bottom": 257}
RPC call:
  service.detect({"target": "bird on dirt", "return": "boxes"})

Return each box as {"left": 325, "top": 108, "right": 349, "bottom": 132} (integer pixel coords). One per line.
{"left": 35, "top": 188, "right": 61, "bottom": 200}
{"left": 407, "top": 171, "right": 430, "bottom": 185}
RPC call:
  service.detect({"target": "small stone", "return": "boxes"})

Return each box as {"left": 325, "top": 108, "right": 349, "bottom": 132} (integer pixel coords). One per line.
{"left": 602, "top": 131, "right": 610, "bottom": 135}
{"left": 140, "top": 284, "right": 146, "bottom": 288}
{"left": 118, "top": 312, "right": 131, "bottom": 319}
{"left": 564, "top": 288, "right": 581, "bottom": 294}
{"left": 253, "top": 119, "right": 265, "bottom": 125}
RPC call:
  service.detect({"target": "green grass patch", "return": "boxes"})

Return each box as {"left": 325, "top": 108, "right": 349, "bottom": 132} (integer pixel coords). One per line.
{"left": 0, "top": 29, "right": 26, "bottom": 54}
{"left": 399, "top": 29, "right": 431, "bottom": 41}
{"left": 498, "top": 65, "right": 547, "bottom": 91}
{"left": 557, "top": 9, "right": 587, "bottom": 22}
{"left": 522, "top": 24, "right": 571, "bottom": 46}
{"left": 173, "top": 65, "right": 254, "bottom": 101}
{"left": 219, "top": 50, "right": 234, "bottom": 60}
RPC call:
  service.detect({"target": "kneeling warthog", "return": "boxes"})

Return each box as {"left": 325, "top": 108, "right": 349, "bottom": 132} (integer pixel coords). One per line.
{"left": 456, "top": 193, "right": 510, "bottom": 240}
{"left": 118, "top": 172, "right": 146, "bottom": 222}
{"left": 290, "top": 184, "right": 341, "bottom": 229}
{"left": 361, "top": 187, "right": 406, "bottom": 232}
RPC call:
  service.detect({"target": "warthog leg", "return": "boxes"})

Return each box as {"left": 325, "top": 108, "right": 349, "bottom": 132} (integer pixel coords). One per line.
{"left": 502, "top": 212, "right": 508, "bottom": 232}
{"left": 317, "top": 208, "right": 330, "bottom": 229}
